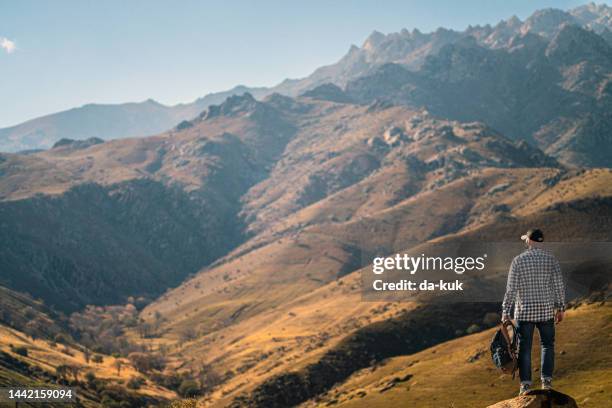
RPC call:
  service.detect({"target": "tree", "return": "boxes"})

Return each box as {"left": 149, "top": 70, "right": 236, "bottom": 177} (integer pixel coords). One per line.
{"left": 92, "top": 354, "right": 104, "bottom": 364}
{"left": 113, "top": 359, "right": 124, "bottom": 376}
{"left": 127, "top": 376, "right": 145, "bottom": 389}
{"left": 153, "top": 311, "right": 164, "bottom": 332}
{"left": 178, "top": 379, "right": 200, "bottom": 397}
{"left": 199, "top": 365, "right": 222, "bottom": 393}
{"left": 12, "top": 346, "right": 28, "bottom": 357}
{"left": 69, "top": 365, "right": 82, "bottom": 382}
{"left": 85, "top": 371, "right": 96, "bottom": 383}
{"left": 128, "top": 352, "right": 165, "bottom": 373}
{"left": 83, "top": 348, "right": 91, "bottom": 363}
{"left": 179, "top": 327, "right": 197, "bottom": 343}
{"left": 23, "top": 306, "right": 36, "bottom": 319}
{"left": 466, "top": 323, "right": 481, "bottom": 334}
{"left": 54, "top": 333, "right": 70, "bottom": 345}
{"left": 56, "top": 365, "right": 71, "bottom": 382}
{"left": 24, "top": 320, "right": 40, "bottom": 340}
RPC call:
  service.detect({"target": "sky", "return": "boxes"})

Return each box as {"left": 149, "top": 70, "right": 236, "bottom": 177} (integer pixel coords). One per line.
{"left": 0, "top": 0, "right": 589, "bottom": 127}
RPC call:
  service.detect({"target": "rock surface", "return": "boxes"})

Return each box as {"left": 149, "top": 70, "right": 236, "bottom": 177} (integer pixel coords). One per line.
{"left": 487, "top": 390, "right": 578, "bottom": 408}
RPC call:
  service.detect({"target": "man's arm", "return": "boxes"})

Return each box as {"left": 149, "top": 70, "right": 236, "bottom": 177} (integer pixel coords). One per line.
{"left": 552, "top": 258, "right": 565, "bottom": 322}
{"left": 502, "top": 257, "right": 519, "bottom": 321}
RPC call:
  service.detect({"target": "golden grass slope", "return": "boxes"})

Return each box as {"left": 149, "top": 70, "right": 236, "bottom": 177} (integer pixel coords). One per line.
{"left": 0, "top": 323, "right": 175, "bottom": 398}
{"left": 303, "top": 302, "right": 611, "bottom": 408}
{"left": 137, "top": 168, "right": 612, "bottom": 407}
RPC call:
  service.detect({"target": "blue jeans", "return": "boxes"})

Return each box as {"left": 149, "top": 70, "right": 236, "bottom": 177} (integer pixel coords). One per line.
{"left": 516, "top": 320, "right": 555, "bottom": 384}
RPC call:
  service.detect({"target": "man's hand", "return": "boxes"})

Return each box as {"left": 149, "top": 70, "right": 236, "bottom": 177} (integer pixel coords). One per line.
{"left": 501, "top": 315, "right": 512, "bottom": 323}
{"left": 555, "top": 310, "right": 564, "bottom": 324}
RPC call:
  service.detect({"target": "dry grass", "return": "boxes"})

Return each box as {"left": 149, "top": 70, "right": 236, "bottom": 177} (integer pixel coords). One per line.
{"left": 0, "top": 324, "right": 175, "bottom": 400}
{"left": 137, "top": 165, "right": 612, "bottom": 407}
{"left": 303, "top": 303, "right": 611, "bottom": 408}
{"left": 3, "top": 97, "right": 612, "bottom": 407}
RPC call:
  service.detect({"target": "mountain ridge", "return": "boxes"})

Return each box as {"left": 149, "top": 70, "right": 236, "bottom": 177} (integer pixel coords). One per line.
{"left": 2, "top": 3, "right": 610, "bottom": 153}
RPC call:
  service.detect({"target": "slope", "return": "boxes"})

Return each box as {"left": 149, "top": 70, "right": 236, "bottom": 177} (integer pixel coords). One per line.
{"left": 0, "top": 93, "right": 295, "bottom": 312}
{"left": 305, "top": 302, "right": 611, "bottom": 408}
{"left": 225, "top": 184, "right": 612, "bottom": 407}
{"left": 0, "top": 285, "right": 176, "bottom": 407}
{"left": 136, "top": 113, "right": 611, "bottom": 407}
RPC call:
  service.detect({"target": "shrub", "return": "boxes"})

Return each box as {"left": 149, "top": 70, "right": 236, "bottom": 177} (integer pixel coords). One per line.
{"left": 466, "top": 324, "right": 481, "bottom": 334}
{"left": 176, "top": 120, "right": 194, "bottom": 130}
{"left": 199, "top": 365, "right": 223, "bottom": 392}
{"left": 150, "top": 372, "right": 184, "bottom": 391}
{"left": 91, "top": 354, "right": 104, "bottom": 364}
{"left": 482, "top": 312, "right": 500, "bottom": 326}
{"left": 23, "top": 306, "right": 36, "bottom": 319}
{"left": 178, "top": 380, "right": 200, "bottom": 397}
{"left": 127, "top": 376, "right": 145, "bottom": 389}
{"left": 54, "top": 333, "right": 70, "bottom": 344}
{"left": 60, "top": 346, "right": 74, "bottom": 356}
{"left": 13, "top": 346, "right": 28, "bottom": 357}
{"left": 128, "top": 352, "right": 165, "bottom": 373}
{"left": 179, "top": 328, "right": 197, "bottom": 342}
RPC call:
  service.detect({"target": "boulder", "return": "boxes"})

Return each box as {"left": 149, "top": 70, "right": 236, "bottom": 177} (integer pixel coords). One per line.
{"left": 487, "top": 389, "right": 578, "bottom": 408}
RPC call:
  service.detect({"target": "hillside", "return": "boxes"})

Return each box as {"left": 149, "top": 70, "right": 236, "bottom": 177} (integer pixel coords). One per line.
{"left": 192, "top": 188, "right": 611, "bottom": 407}
{"left": 302, "top": 302, "right": 611, "bottom": 408}
{"left": 0, "top": 285, "right": 175, "bottom": 407}
{"left": 2, "top": 85, "right": 611, "bottom": 405}
{"left": 137, "top": 126, "right": 610, "bottom": 407}
{"left": 0, "top": 93, "right": 295, "bottom": 311}
{"left": 0, "top": 91, "right": 563, "bottom": 311}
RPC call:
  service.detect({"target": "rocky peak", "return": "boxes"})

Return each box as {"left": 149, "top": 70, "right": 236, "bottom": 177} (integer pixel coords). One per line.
{"left": 570, "top": 2, "right": 612, "bottom": 33}
{"left": 200, "top": 93, "right": 259, "bottom": 120}
{"left": 520, "top": 8, "right": 578, "bottom": 38}
{"left": 484, "top": 15, "right": 523, "bottom": 48}
{"left": 506, "top": 15, "right": 523, "bottom": 28}
{"left": 545, "top": 23, "right": 612, "bottom": 65}
{"left": 362, "top": 30, "right": 386, "bottom": 51}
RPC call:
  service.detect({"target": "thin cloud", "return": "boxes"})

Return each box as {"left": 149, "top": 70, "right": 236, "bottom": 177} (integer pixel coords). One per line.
{"left": 1, "top": 37, "right": 17, "bottom": 54}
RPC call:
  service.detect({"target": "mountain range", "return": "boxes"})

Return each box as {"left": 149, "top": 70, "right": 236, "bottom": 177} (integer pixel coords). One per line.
{"left": 1, "top": 3, "right": 611, "bottom": 156}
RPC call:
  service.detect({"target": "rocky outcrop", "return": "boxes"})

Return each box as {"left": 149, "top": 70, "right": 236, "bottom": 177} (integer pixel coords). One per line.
{"left": 300, "top": 83, "right": 354, "bottom": 103}
{"left": 487, "top": 390, "right": 578, "bottom": 408}
{"left": 52, "top": 137, "right": 104, "bottom": 150}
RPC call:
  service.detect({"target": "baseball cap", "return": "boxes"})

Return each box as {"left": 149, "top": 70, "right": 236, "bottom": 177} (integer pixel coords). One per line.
{"left": 521, "top": 229, "right": 544, "bottom": 242}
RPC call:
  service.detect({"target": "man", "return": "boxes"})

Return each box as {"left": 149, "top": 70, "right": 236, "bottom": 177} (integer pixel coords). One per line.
{"left": 502, "top": 229, "right": 565, "bottom": 395}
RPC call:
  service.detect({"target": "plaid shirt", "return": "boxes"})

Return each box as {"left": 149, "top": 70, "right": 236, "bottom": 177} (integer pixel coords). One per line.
{"left": 502, "top": 247, "right": 565, "bottom": 322}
